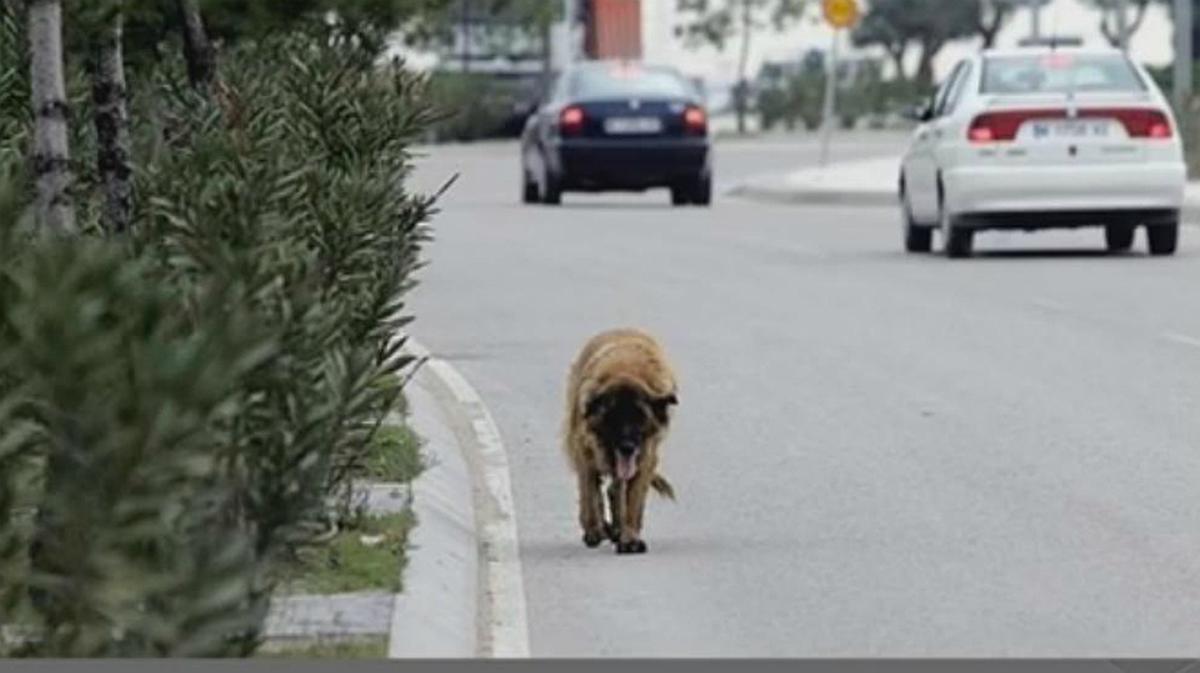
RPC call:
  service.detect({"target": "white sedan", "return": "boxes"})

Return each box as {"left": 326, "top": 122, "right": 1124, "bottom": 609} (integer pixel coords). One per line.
{"left": 899, "top": 46, "right": 1186, "bottom": 258}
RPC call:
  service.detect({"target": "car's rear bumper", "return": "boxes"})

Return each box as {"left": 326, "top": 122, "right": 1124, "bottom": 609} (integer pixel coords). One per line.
{"left": 944, "top": 162, "right": 1186, "bottom": 218}
{"left": 553, "top": 138, "right": 710, "bottom": 190}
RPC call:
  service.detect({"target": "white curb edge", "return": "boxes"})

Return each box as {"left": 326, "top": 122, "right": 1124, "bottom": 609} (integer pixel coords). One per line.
{"left": 401, "top": 337, "right": 531, "bottom": 658}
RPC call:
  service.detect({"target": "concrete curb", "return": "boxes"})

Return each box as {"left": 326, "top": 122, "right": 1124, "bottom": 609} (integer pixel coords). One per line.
{"left": 265, "top": 593, "right": 394, "bottom": 644}
{"left": 399, "top": 338, "right": 531, "bottom": 659}
{"left": 387, "top": 368, "right": 479, "bottom": 658}
{"left": 725, "top": 180, "right": 897, "bottom": 208}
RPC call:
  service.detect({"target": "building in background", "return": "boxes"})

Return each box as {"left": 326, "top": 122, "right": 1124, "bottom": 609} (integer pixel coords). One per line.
{"left": 584, "top": 0, "right": 643, "bottom": 60}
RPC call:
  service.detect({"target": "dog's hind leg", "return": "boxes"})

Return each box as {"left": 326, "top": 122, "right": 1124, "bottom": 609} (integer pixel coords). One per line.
{"left": 578, "top": 470, "right": 606, "bottom": 548}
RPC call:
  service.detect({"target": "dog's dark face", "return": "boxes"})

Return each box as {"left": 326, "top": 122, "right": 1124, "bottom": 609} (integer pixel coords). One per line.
{"left": 585, "top": 384, "right": 677, "bottom": 481}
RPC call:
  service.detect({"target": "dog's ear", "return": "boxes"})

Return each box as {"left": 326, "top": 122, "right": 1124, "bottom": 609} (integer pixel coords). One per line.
{"left": 649, "top": 392, "right": 678, "bottom": 424}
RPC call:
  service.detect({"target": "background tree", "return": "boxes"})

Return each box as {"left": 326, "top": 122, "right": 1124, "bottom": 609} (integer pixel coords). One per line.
{"left": 415, "top": 0, "right": 561, "bottom": 67}
{"left": 850, "top": 0, "right": 910, "bottom": 83}
{"left": 2, "top": 0, "right": 440, "bottom": 655}
{"left": 1082, "top": 0, "right": 1153, "bottom": 47}
{"left": 851, "top": 0, "right": 976, "bottom": 87}
{"left": 676, "top": 0, "right": 810, "bottom": 134}
{"left": 177, "top": 0, "right": 214, "bottom": 88}
{"left": 75, "top": 1, "right": 133, "bottom": 233}
{"left": 972, "top": 0, "right": 1014, "bottom": 48}
{"left": 27, "top": 0, "right": 74, "bottom": 233}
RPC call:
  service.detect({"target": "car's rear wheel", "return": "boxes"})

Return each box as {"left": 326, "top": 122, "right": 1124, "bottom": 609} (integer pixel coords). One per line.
{"left": 541, "top": 170, "right": 562, "bottom": 206}
{"left": 1104, "top": 224, "right": 1135, "bottom": 253}
{"left": 906, "top": 224, "right": 933, "bottom": 253}
{"left": 1146, "top": 220, "right": 1179, "bottom": 256}
{"left": 521, "top": 168, "right": 539, "bottom": 204}
{"left": 691, "top": 173, "right": 713, "bottom": 207}
{"left": 945, "top": 226, "right": 974, "bottom": 259}
{"left": 939, "top": 184, "right": 973, "bottom": 259}
{"left": 902, "top": 183, "right": 932, "bottom": 253}
{"left": 670, "top": 186, "right": 690, "bottom": 206}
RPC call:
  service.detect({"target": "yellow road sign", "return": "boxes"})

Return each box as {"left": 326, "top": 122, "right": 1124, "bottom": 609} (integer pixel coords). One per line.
{"left": 822, "top": 0, "right": 860, "bottom": 29}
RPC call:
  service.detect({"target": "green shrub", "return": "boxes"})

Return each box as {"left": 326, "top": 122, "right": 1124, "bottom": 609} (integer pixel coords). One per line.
{"left": 426, "top": 71, "right": 535, "bottom": 142}
{"left": 359, "top": 424, "right": 423, "bottom": 484}
{"left": 757, "top": 66, "right": 933, "bottom": 133}
{"left": 0, "top": 14, "right": 438, "bottom": 657}
{"left": 0, "top": 178, "right": 272, "bottom": 657}
{"left": 124, "top": 33, "right": 436, "bottom": 558}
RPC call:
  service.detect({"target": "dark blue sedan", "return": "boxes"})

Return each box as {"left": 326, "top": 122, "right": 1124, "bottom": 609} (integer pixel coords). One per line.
{"left": 520, "top": 61, "right": 713, "bottom": 207}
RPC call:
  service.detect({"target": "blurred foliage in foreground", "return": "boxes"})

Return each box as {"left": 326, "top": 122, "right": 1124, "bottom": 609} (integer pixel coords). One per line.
{"left": 0, "top": 5, "right": 437, "bottom": 656}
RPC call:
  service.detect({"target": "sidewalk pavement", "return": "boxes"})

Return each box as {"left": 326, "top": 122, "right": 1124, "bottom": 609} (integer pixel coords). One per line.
{"left": 728, "top": 155, "right": 1200, "bottom": 222}
{"left": 262, "top": 353, "right": 480, "bottom": 657}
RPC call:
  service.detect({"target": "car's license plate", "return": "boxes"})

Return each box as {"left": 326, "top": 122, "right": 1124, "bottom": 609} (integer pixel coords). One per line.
{"left": 1026, "top": 119, "right": 1113, "bottom": 140}
{"left": 604, "top": 117, "right": 662, "bottom": 135}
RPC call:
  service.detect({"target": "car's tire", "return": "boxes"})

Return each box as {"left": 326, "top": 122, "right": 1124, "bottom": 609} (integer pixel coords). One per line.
{"left": 1104, "top": 224, "right": 1135, "bottom": 253}
{"left": 521, "top": 168, "right": 539, "bottom": 204}
{"left": 541, "top": 170, "right": 563, "bottom": 205}
{"left": 901, "top": 184, "right": 932, "bottom": 253}
{"left": 691, "top": 173, "right": 713, "bottom": 206}
{"left": 938, "top": 184, "right": 973, "bottom": 259}
{"left": 670, "top": 186, "right": 690, "bottom": 206}
{"left": 945, "top": 226, "right": 974, "bottom": 259}
{"left": 906, "top": 223, "right": 934, "bottom": 253}
{"left": 1146, "top": 221, "right": 1179, "bottom": 256}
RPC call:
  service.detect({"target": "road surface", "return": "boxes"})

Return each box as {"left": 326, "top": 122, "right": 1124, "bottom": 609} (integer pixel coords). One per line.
{"left": 406, "top": 132, "right": 1200, "bottom": 656}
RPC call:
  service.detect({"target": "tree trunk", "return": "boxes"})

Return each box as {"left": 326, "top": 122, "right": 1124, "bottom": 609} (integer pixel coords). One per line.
{"left": 177, "top": 0, "right": 215, "bottom": 89}
{"left": 887, "top": 46, "right": 908, "bottom": 82}
{"left": 1100, "top": 13, "right": 1121, "bottom": 47}
{"left": 976, "top": 2, "right": 1009, "bottom": 48}
{"left": 88, "top": 13, "right": 132, "bottom": 234}
{"left": 915, "top": 40, "right": 940, "bottom": 89}
{"left": 27, "top": 0, "right": 74, "bottom": 234}
{"left": 1126, "top": 0, "right": 1150, "bottom": 41}
{"left": 735, "top": 0, "right": 753, "bottom": 135}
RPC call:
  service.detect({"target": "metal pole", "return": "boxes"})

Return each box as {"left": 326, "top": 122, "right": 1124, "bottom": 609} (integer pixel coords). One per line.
{"left": 460, "top": 0, "right": 470, "bottom": 73}
{"left": 1174, "top": 0, "right": 1193, "bottom": 111}
{"left": 818, "top": 27, "right": 840, "bottom": 168}
{"left": 563, "top": 0, "right": 575, "bottom": 63}
{"left": 1031, "top": 2, "right": 1042, "bottom": 41}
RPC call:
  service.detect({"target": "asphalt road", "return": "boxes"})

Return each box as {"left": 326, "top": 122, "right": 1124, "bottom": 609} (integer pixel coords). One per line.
{"left": 406, "top": 132, "right": 1200, "bottom": 656}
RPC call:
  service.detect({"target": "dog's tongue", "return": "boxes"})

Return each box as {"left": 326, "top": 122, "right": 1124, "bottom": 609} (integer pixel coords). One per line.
{"left": 616, "top": 454, "right": 638, "bottom": 481}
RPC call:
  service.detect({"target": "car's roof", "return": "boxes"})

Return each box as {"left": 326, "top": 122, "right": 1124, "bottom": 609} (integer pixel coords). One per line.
{"left": 979, "top": 46, "right": 1127, "bottom": 60}
{"left": 569, "top": 60, "right": 683, "bottom": 74}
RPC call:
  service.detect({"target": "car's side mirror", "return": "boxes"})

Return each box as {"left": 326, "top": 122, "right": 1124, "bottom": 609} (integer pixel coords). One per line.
{"left": 901, "top": 102, "right": 933, "bottom": 122}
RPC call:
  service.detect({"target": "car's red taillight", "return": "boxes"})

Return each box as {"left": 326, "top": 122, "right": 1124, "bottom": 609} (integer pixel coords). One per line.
{"left": 967, "top": 107, "right": 1175, "bottom": 142}
{"left": 1129, "top": 109, "right": 1173, "bottom": 138}
{"left": 1149, "top": 120, "right": 1173, "bottom": 138}
{"left": 967, "top": 126, "right": 995, "bottom": 143}
{"left": 560, "top": 106, "right": 585, "bottom": 136}
{"left": 683, "top": 105, "right": 707, "bottom": 136}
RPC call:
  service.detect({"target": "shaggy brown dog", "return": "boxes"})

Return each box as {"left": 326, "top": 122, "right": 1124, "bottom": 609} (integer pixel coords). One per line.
{"left": 564, "top": 328, "right": 678, "bottom": 554}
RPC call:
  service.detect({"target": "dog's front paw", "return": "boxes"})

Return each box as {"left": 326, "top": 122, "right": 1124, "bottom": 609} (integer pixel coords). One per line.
{"left": 616, "top": 539, "right": 647, "bottom": 555}
{"left": 582, "top": 530, "right": 606, "bottom": 548}
{"left": 604, "top": 522, "right": 620, "bottom": 542}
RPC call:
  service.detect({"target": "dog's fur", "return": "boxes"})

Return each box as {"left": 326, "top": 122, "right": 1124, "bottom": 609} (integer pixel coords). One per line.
{"left": 564, "top": 328, "right": 678, "bottom": 554}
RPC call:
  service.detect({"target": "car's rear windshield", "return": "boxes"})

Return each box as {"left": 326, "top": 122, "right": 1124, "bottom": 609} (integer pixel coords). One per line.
{"left": 981, "top": 54, "right": 1146, "bottom": 95}
{"left": 570, "top": 65, "right": 695, "bottom": 100}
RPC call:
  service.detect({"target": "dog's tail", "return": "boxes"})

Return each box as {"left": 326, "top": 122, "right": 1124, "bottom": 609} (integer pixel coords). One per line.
{"left": 650, "top": 474, "right": 676, "bottom": 501}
